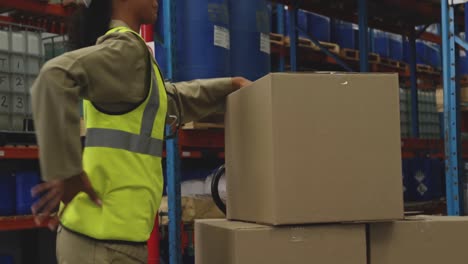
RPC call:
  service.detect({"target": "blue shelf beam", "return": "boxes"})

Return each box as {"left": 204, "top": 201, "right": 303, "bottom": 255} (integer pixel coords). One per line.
{"left": 166, "top": 125, "right": 182, "bottom": 264}
{"left": 358, "top": 0, "right": 369, "bottom": 72}
{"left": 441, "top": 0, "right": 463, "bottom": 216}
{"left": 162, "top": 0, "right": 173, "bottom": 80}
{"left": 162, "top": 0, "right": 182, "bottom": 263}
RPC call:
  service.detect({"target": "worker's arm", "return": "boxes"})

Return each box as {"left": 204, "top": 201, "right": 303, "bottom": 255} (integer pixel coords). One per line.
{"left": 165, "top": 78, "right": 233, "bottom": 124}
{"left": 165, "top": 77, "right": 251, "bottom": 124}
{"left": 31, "top": 31, "right": 148, "bottom": 182}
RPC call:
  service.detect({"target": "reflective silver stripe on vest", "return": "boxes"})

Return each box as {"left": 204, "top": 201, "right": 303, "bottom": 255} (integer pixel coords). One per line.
{"left": 86, "top": 128, "right": 163, "bottom": 157}
{"left": 85, "top": 51, "right": 163, "bottom": 157}
{"left": 140, "top": 64, "right": 160, "bottom": 136}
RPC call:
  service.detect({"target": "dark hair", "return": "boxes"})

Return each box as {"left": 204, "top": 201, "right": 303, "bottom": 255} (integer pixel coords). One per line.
{"left": 68, "top": 0, "right": 113, "bottom": 50}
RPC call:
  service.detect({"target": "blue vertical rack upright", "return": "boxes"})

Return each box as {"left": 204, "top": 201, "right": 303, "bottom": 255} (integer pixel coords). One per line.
{"left": 440, "top": 0, "right": 466, "bottom": 216}
{"left": 161, "top": 0, "right": 183, "bottom": 263}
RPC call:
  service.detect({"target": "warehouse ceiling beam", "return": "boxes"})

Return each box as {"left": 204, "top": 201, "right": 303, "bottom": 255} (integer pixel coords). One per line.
{"left": 0, "top": 0, "right": 71, "bottom": 18}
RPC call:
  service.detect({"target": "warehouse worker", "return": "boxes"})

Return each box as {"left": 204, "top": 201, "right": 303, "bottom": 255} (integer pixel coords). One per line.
{"left": 29, "top": 0, "right": 251, "bottom": 263}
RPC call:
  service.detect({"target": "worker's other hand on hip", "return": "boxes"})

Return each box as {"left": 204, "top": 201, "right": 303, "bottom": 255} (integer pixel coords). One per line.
{"left": 232, "top": 77, "right": 252, "bottom": 90}
{"left": 30, "top": 171, "right": 102, "bottom": 230}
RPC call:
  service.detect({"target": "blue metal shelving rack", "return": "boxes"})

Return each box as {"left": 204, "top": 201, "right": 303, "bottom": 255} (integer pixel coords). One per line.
{"left": 162, "top": 0, "right": 467, "bottom": 262}
{"left": 279, "top": 0, "right": 465, "bottom": 217}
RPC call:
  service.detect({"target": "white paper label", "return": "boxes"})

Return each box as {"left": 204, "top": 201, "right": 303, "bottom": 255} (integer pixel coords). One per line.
{"left": 0, "top": 151, "right": 4, "bottom": 157}
{"left": 260, "top": 33, "right": 270, "bottom": 54}
{"left": 214, "top": 25, "right": 230, "bottom": 50}
{"left": 182, "top": 151, "right": 191, "bottom": 157}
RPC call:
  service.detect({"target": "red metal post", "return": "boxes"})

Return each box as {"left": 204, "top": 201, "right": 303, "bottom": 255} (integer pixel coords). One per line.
{"left": 147, "top": 217, "right": 160, "bottom": 264}
{"left": 141, "top": 24, "right": 154, "bottom": 42}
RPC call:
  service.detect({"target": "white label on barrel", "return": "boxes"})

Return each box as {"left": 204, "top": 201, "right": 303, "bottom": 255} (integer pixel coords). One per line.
{"left": 214, "top": 25, "right": 230, "bottom": 50}
{"left": 0, "top": 150, "right": 4, "bottom": 157}
{"left": 260, "top": 33, "right": 270, "bottom": 54}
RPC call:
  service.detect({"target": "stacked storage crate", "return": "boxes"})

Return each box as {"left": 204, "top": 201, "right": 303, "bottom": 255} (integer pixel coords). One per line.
{"left": 418, "top": 90, "right": 440, "bottom": 139}
{"left": 399, "top": 88, "right": 411, "bottom": 138}
{"left": 0, "top": 23, "right": 43, "bottom": 131}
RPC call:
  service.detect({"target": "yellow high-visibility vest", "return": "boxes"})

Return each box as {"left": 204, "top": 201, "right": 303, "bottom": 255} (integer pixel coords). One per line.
{"left": 60, "top": 26, "right": 167, "bottom": 242}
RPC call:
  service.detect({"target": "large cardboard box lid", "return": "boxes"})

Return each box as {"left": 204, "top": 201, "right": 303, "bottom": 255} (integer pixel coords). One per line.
{"left": 226, "top": 73, "right": 403, "bottom": 225}
{"left": 370, "top": 215, "right": 468, "bottom": 264}
{"left": 195, "top": 219, "right": 366, "bottom": 264}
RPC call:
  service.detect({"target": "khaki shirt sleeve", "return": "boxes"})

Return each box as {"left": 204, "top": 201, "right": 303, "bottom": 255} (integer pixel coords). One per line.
{"left": 165, "top": 78, "right": 235, "bottom": 124}
{"left": 31, "top": 31, "right": 148, "bottom": 181}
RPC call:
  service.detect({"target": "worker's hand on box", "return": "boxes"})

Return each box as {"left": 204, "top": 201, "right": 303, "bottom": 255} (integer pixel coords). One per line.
{"left": 232, "top": 77, "right": 252, "bottom": 90}
{"left": 30, "top": 171, "right": 102, "bottom": 230}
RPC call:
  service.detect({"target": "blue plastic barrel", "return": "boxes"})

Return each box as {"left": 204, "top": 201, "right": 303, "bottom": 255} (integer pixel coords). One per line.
{"left": 402, "top": 159, "right": 413, "bottom": 202}
{"left": 331, "top": 20, "right": 355, "bottom": 49}
{"left": 229, "top": 0, "right": 270, "bottom": 81}
{"left": 0, "top": 255, "right": 14, "bottom": 264}
{"left": 426, "top": 43, "right": 441, "bottom": 69}
{"left": 371, "top": 29, "right": 389, "bottom": 57}
{"left": 416, "top": 40, "right": 430, "bottom": 65}
{"left": 0, "top": 173, "right": 15, "bottom": 216}
{"left": 15, "top": 171, "right": 41, "bottom": 215}
{"left": 307, "top": 12, "right": 330, "bottom": 42}
{"left": 284, "top": 9, "right": 308, "bottom": 38}
{"left": 409, "top": 158, "right": 443, "bottom": 201}
{"left": 175, "top": 0, "right": 230, "bottom": 81}
{"left": 154, "top": 0, "right": 168, "bottom": 77}
{"left": 388, "top": 33, "right": 403, "bottom": 61}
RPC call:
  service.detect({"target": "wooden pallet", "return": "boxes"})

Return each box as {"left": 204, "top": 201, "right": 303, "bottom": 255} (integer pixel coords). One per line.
{"left": 310, "top": 41, "right": 340, "bottom": 54}
{"left": 398, "top": 61, "right": 409, "bottom": 71}
{"left": 284, "top": 36, "right": 313, "bottom": 48}
{"left": 380, "top": 57, "right": 400, "bottom": 68}
{"left": 183, "top": 122, "right": 224, "bottom": 130}
{"left": 460, "top": 75, "right": 468, "bottom": 85}
{"left": 368, "top": 52, "right": 381, "bottom": 63}
{"left": 340, "top": 48, "right": 359, "bottom": 60}
{"left": 416, "top": 64, "right": 434, "bottom": 73}
{"left": 270, "top": 33, "right": 285, "bottom": 45}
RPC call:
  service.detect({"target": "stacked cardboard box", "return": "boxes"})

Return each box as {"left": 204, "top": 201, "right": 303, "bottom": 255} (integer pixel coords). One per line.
{"left": 195, "top": 73, "right": 467, "bottom": 264}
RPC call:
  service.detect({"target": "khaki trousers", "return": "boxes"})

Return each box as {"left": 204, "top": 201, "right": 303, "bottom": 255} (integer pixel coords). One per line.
{"left": 56, "top": 226, "right": 147, "bottom": 264}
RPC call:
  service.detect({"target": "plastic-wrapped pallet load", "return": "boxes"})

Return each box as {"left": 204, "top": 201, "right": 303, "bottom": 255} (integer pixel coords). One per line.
{"left": 418, "top": 90, "right": 440, "bottom": 139}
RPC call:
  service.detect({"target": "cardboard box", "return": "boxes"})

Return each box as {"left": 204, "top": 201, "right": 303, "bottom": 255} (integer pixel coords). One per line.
{"left": 158, "top": 195, "right": 225, "bottom": 225}
{"left": 436, "top": 87, "right": 468, "bottom": 112}
{"left": 369, "top": 216, "right": 468, "bottom": 264}
{"left": 225, "top": 73, "right": 404, "bottom": 225}
{"left": 195, "top": 219, "right": 366, "bottom": 264}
